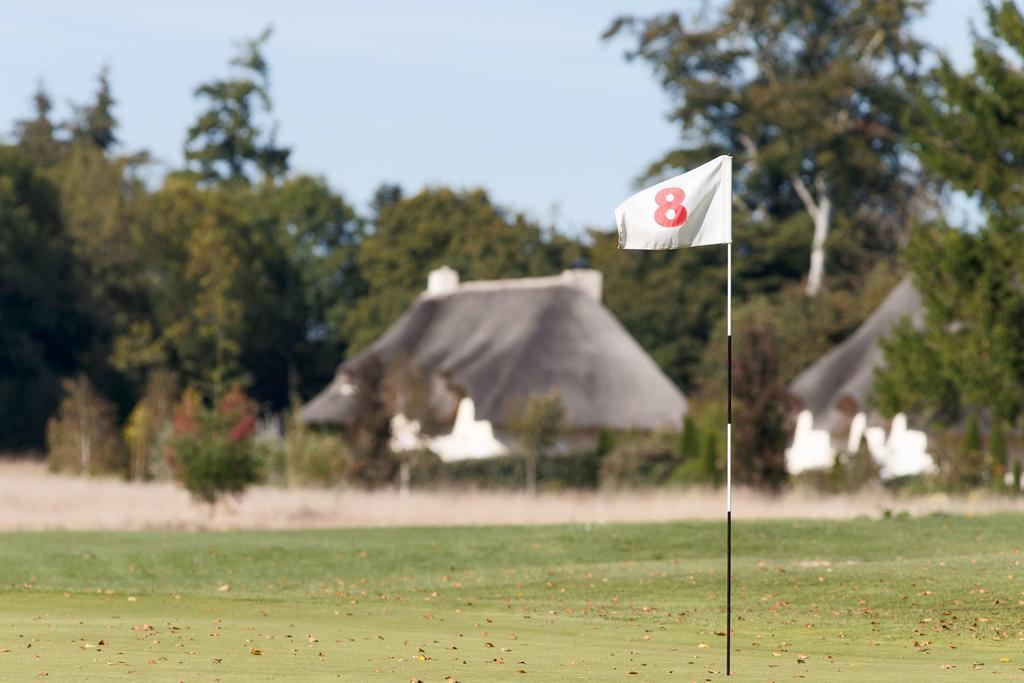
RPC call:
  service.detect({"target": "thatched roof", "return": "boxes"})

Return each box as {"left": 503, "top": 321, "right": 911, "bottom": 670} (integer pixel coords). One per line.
{"left": 789, "top": 278, "right": 922, "bottom": 431}
{"left": 302, "top": 271, "right": 686, "bottom": 431}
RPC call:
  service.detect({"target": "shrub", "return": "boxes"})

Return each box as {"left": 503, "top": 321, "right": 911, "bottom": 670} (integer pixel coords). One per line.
{"left": 283, "top": 413, "right": 350, "bottom": 487}
{"left": 46, "top": 375, "right": 128, "bottom": 475}
{"left": 123, "top": 369, "right": 179, "bottom": 480}
{"left": 669, "top": 417, "right": 722, "bottom": 487}
{"left": 990, "top": 418, "right": 1007, "bottom": 478}
{"left": 506, "top": 390, "right": 566, "bottom": 495}
{"left": 166, "top": 386, "right": 261, "bottom": 504}
{"left": 823, "top": 438, "right": 880, "bottom": 493}
{"left": 599, "top": 438, "right": 679, "bottom": 489}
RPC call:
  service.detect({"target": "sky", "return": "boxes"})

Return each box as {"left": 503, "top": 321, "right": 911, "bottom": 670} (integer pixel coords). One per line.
{"left": 1, "top": 1, "right": 985, "bottom": 234}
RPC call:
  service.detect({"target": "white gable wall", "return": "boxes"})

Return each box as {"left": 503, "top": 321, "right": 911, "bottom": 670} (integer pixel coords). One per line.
{"left": 785, "top": 409, "right": 935, "bottom": 479}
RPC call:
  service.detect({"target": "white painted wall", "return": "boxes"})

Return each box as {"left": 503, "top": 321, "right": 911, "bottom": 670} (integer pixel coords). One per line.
{"left": 390, "top": 397, "right": 510, "bottom": 462}
{"left": 785, "top": 410, "right": 935, "bottom": 479}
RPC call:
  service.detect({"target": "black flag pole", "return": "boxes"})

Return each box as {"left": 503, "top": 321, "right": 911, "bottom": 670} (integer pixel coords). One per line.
{"left": 726, "top": 240, "right": 733, "bottom": 675}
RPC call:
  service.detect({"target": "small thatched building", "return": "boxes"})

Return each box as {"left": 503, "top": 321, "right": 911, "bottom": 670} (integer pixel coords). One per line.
{"left": 786, "top": 278, "right": 933, "bottom": 478}
{"left": 302, "top": 266, "right": 686, "bottom": 460}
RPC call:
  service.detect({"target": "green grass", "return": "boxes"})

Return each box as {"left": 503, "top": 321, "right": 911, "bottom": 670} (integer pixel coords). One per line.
{"left": 1, "top": 514, "right": 1023, "bottom": 681}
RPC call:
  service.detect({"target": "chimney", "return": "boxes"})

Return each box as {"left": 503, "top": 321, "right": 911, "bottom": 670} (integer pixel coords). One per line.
{"left": 427, "top": 265, "right": 460, "bottom": 295}
{"left": 560, "top": 268, "right": 603, "bottom": 303}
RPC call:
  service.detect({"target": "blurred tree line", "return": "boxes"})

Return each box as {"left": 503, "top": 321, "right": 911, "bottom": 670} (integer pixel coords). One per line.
{"left": 3, "top": 4, "right": 1023, "bottom": 493}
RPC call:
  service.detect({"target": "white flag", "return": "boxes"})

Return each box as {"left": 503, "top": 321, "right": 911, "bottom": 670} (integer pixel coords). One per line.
{"left": 615, "top": 155, "right": 732, "bottom": 250}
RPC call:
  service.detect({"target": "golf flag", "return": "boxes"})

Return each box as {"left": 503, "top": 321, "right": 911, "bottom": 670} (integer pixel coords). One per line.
{"left": 615, "top": 155, "right": 732, "bottom": 250}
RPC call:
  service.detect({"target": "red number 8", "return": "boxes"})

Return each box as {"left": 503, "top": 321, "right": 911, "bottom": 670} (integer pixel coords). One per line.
{"left": 653, "top": 187, "right": 687, "bottom": 228}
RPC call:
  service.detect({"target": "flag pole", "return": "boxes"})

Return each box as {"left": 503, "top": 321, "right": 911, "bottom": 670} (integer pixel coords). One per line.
{"left": 726, "top": 239, "right": 733, "bottom": 676}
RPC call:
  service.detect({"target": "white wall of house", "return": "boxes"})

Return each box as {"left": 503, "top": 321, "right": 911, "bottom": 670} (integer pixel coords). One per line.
{"left": 785, "top": 409, "right": 935, "bottom": 479}
{"left": 390, "top": 397, "right": 510, "bottom": 462}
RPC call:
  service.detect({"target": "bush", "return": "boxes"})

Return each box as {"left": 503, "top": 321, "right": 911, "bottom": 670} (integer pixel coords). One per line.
{"left": 669, "top": 417, "right": 722, "bottom": 487}
{"left": 166, "top": 386, "right": 261, "bottom": 504}
{"left": 599, "top": 438, "right": 679, "bottom": 489}
{"left": 506, "top": 390, "right": 566, "bottom": 495}
{"left": 122, "top": 369, "right": 179, "bottom": 481}
{"left": 283, "top": 415, "right": 350, "bottom": 487}
{"left": 46, "top": 375, "right": 128, "bottom": 475}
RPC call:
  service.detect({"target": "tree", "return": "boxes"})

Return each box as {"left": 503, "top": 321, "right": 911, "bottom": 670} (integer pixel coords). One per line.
{"left": 506, "top": 390, "right": 565, "bottom": 495}
{"left": 605, "top": 0, "right": 930, "bottom": 295}
{"left": 184, "top": 26, "right": 290, "bottom": 185}
{"left": 0, "top": 147, "right": 92, "bottom": 449}
{"left": 70, "top": 66, "right": 118, "bottom": 152}
{"left": 345, "top": 354, "right": 399, "bottom": 487}
{"left": 590, "top": 204, "right": 809, "bottom": 392}
{"left": 730, "top": 317, "right": 788, "bottom": 489}
{"left": 876, "top": 2, "right": 1024, "bottom": 429}
{"left": 13, "top": 83, "right": 64, "bottom": 167}
{"left": 167, "top": 385, "right": 261, "bottom": 504}
{"left": 249, "top": 175, "right": 365, "bottom": 400}
{"left": 46, "top": 142, "right": 154, "bottom": 411}
{"left": 46, "top": 375, "right": 127, "bottom": 475}
{"left": 344, "top": 187, "right": 570, "bottom": 352}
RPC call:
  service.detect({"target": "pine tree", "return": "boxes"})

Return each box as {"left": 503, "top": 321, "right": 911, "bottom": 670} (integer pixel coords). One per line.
{"left": 184, "top": 26, "right": 290, "bottom": 184}
{"left": 876, "top": 2, "right": 1024, "bottom": 429}
{"left": 14, "top": 83, "right": 64, "bottom": 166}
{"left": 71, "top": 66, "right": 118, "bottom": 152}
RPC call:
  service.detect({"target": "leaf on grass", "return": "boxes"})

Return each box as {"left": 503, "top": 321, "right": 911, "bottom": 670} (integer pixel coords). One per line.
{"left": 250, "top": 648, "right": 263, "bottom": 656}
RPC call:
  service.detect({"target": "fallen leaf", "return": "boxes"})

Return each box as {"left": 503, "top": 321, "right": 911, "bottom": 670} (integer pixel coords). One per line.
{"left": 250, "top": 648, "right": 263, "bottom": 656}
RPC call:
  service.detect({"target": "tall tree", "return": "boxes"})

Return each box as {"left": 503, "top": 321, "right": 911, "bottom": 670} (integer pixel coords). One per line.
{"left": 184, "top": 26, "right": 290, "bottom": 185}
{"left": 876, "top": 1, "right": 1024, "bottom": 428}
{"left": 0, "top": 147, "right": 91, "bottom": 448}
{"left": 605, "top": 0, "right": 929, "bottom": 295}
{"left": 70, "top": 66, "right": 118, "bottom": 152}
{"left": 344, "top": 187, "right": 571, "bottom": 352}
{"left": 13, "top": 83, "right": 64, "bottom": 167}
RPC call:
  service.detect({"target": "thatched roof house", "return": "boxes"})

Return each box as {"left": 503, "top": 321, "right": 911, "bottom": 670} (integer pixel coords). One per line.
{"left": 790, "top": 278, "right": 923, "bottom": 431}
{"left": 303, "top": 267, "right": 686, "bottom": 460}
{"left": 786, "top": 278, "right": 933, "bottom": 478}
